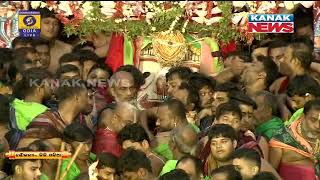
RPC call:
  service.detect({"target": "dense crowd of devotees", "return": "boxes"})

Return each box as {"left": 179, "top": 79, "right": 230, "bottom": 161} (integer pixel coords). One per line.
{"left": 0, "top": 6, "right": 320, "bottom": 180}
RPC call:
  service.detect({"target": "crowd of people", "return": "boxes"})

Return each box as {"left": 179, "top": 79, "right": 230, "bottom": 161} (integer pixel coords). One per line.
{"left": 0, "top": 4, "right": 319, "bottom": 180}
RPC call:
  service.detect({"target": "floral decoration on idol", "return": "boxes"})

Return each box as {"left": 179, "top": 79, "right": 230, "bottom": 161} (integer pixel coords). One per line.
{"left": 30, "top": 1, "right": 316, "bottom": 45}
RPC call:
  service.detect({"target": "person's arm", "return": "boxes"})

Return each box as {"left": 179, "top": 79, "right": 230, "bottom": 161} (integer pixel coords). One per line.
{"left": 260, "top": 158, "right": 283, "bottom": 180}
{"left": 138, "top": 107, "right": 158, "bottom": 141}
{"left": 269, "top": 146, "right": 283, "bottom": 170}
{"left": 258, "top": 136, "right": 269, "bottom": 161}
{"left": 214, "top": 68, "right": 235, "bottom": 83}
{"left": 276, "top": 93, "right": 292, "bottom": 121}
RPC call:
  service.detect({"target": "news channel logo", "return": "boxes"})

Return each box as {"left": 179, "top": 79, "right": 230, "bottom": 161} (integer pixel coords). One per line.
{"left": 18, "top": 11, "right": 41, "bottom": 38}
{"left": 248, "top": 14, "right": 294, "bottom": 33}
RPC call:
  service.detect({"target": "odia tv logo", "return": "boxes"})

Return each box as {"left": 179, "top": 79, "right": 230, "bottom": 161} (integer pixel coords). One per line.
{"left": 23, "top": 16, "right": 36, "bottom": 26}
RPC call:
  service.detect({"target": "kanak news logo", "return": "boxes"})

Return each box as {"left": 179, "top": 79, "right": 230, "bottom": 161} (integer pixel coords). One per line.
{"left": 248, "top": 14, "right": 294, "bottom": 33}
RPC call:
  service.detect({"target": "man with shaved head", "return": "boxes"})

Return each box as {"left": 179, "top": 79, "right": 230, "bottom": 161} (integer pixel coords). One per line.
{"left": 92, "top": 102, "right": 138, "bottom": 157}
{"left": 159, "top": 125, "right": 198, "bottom": 176}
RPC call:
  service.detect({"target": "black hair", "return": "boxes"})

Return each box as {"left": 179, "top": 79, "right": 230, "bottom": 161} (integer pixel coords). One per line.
{"left": 289, "top": 42, "right": 313, "bottom": 69}
{"left": 13, "top": 68, "right": 52, "bottom": 99}
{"left": 256, "top": 56, "right": 279, "bottom": 87}
{"left": 63, "top": 122, "right": 94, "bottom": 143}
{"left": 15, "top": 47, "right": 38, "bottom": 58}
{"left": 254, "top": 91, "right": 279, "bottom": 117}
{"left": 159, "top": 169, "right": 190, "bottom": 180}
{"left": 0, "top": 48, "right": 13, "bottom": 65}
{"left": 118, "top": 148, "right": 152, "bottom": 173}
{"left": 287, "top": 75, "right": 320, "bottom": 97}
{"left": 267, "top": 39, "right": 289, "bottom": 56}
{"left": 227, "top": 51, "right": 252, "bottom": 63}
{"left": 12, "top": 37, "right": 33, "bottom": 49}
{"left": 214, "top": 82, "right": 239, "bottom": 92}
{"left": 36, "top": 7, "right": 56, "bottom": 19}
{"left": 232, "top": 148, "right": 261, "bottom": 169}
{"left": 216, "top": 101, "right": 242, "bottom": 120}
{"left": 166, "top": 66, "right": 192, "bottom": 82}
{"left": 211, "top": 165, "right": 242, "bottom": 180}
{"left": 188, "top": 73, "right": 215, "bottom": 91}
{"left": 161, "top": 98, "right": 187, "bottom": 120}
{"left": 291, "top": 36, "right": 313, "bottom": 52}
{"left": 7, "top": 57, "right": 33, "bottom": 83}
{"left": 176, "top": 155, "right": 203, "bottom": 176}
{"left": 118, "top": 123, "right": 150, "bottom": 145}
{"left": 294, "top": 8, "right": 313, "bottom": 30}
{"left": 0, "top": 94, "right": 11, "bottom": 124}
{"left": 96, "top": 153, "right": 118, "bottom": 169}
{"left": 229, "top": 91, "right": 257, "bottom": 109}
{"left": 56, "top": 64, "right": 81, "bottom": 78}
{"left": 73, "top": 41, "right": 95, "bottom": 52}
{"left": 31, "top": 38, "right": 50, "bottom": 47}
{"left": 75, "top": 50, "right": 99, "bottom": 63}
{"left": 252, "top": 172, "right": 277, "bottom": 180}
{"left": 116, "top": 65, "right": 145, "bottom": 88}
{"left": 88, "top": 61, "right": 113, "bottom": 78}
{"left": 11, "top": 147, "right": 39, "bottom": 173}
{"left": 178, "top": 82, "right": 199, "bottom": 108}
{"left": 28, "top": 140, "right": 50, "bottom": 151}
{"left": 304, "top": 98, "right": 320, "bottom": 115}
{"left": 208, "top": 124, "right": 237, "bottom": 141}
{"left": 59, "top": 53, "right": 81, "bottom": 65}
{"left": 55, "top": 79, "right": 88, "bottom": 101}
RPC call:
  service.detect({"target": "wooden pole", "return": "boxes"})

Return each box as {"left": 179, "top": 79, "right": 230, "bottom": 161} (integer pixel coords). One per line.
{"left": 55, "top": 142, "right": 65, "bottom": 180}
{"left": 59, "top": 143, "right": 84, "bottom": 180}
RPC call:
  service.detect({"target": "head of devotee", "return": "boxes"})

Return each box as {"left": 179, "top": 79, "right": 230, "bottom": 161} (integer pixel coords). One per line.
{"left": 172, "top": 82, "right": 199, "bottom": 112}
{"left": 169, "top": 125, "right": 198, "bottom": 159}
{"left": 241, "top": 56, "right": 278, "bottom": 94}
{"left": 38, "top": 7, "right": 60, "bottom": 41}
{"left": 210, "top": 165, "right": 242, "bottom": 180}
{"left": 96, "top": 153, "right": 118, "bottom": 180}
{"left": 31, "top": 38, "right": 51, "bottom": 69}
{"left": 215, "top": 101, "right": 242, "bottom": 133}
{"left": 188, "top": 73, "right": 215, "bottom": 109}
{"left": 55, "top": 79, "right": 93, "bottom": 115}
{"left": 166, "top": 66, "right": 192, "bottom": 96}
{"left": 212, "top": 82, "right": 239, "bottom": 112}
{"left": 303, "top": 99, "right": 320, "bottom": 140}
{"left": 56, "top": 64, "right": 81, "bottom": 80}
{"left": 232, "top": 148, "right": 261, "bottom": 180}
{"left": 118, "top": 123, "right": 151, "bottom": 153}
{"left": 159, "top": 169, "right": 190, "bottom": 180}
{"left": 287, "top": 75, "right": 320, "bottom": 111}
{"left": 156, "top": 98, "right": 188, "bottom": 132}
{"left": 10, "top": 147, "right": 42, "bottom": 180}
{"left": 109, "top": 71, "right": 136, "bottom": 103}
{"left": 118, "top": 148, "right": 153, "bottom": 180}
{"left": 252, "top": 91, "right": 279, "bottom": 127}
{"left": 176, "top": 155, "right": 203, "bottom": 180}
{"left": 229, "top": 91, "right": 257, "bottom": 131}
{"left": 208, "top": 124, "right": 237, "bottom": 164}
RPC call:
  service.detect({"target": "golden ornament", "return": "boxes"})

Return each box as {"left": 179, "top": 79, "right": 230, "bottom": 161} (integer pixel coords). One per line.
{"left": 152, "top": 31, "right": 187, "bottom": 67}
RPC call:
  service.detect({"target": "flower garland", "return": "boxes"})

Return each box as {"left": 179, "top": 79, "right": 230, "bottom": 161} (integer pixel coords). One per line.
{"left": 31, "top": 1, "right": 315, "bottom": 45}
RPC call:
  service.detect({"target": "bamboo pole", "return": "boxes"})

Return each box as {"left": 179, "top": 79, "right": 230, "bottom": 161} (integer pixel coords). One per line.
{"left": 55, "top": 142, "right": 65, "bottom": 180}
{"left": 59, "top": 143, "right": 84, "bottom": 180}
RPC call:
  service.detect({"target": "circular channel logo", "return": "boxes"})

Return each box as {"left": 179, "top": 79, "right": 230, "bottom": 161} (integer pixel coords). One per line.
{"left": 23, "top": 16, "right": 36, "bottom": 26}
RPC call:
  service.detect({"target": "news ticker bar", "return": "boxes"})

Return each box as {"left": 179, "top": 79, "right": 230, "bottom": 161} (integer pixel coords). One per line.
{"left": 4, "top": 151, "right": 72, "bottom": 160}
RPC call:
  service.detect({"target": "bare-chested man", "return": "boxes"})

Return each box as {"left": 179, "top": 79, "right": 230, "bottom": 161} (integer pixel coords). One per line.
{"left": 39, "top": 8, "right": 72, "bottom": 73}
{"left": 269, "top": 99, "right": 320, "bottom": 180}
